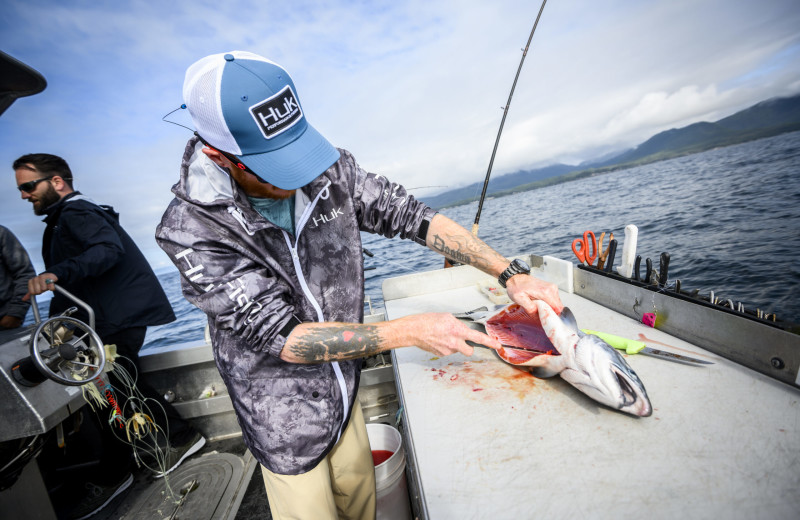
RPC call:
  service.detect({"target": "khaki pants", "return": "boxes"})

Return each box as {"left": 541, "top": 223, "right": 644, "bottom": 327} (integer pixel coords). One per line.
{"left": 261, "top": 400, "right": 377, "bottom": 520}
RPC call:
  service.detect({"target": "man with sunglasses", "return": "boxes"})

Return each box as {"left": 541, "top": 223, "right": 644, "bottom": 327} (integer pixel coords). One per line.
{"left": 12, "top": 153, "right": 204, "bottom": 519}
{"left": 157, "top": 51, "right": 563, "bottom": 520}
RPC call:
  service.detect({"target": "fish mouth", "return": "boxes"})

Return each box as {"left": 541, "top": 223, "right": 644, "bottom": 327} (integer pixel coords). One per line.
{"left": 612, "top": 364, "right": 652, "bottom": 417}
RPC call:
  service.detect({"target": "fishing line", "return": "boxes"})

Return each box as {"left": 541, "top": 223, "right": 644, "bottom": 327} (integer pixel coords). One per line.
{"left": 107, "top": 360, "right": 165, "bottom": 453}
{"left": 406, "top": 186, "right": 448, "bottom": 191}
{"left": 364, "top": 250, "right": 420, "bottom": 274}
{"left": 82, "top": 354, "right": 182, "bottom": 501}
{"left": 375, "top": 257, "right": 419, "bottom": 273}
{"left": 472, "top": 0, "right": 548, "bottom": 236}
{"left": 113, "top": 358, "right": 184, "bottom": 500}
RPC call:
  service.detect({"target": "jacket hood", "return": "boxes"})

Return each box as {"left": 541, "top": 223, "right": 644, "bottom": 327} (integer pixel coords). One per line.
{"left": 173, "top": 136, "right": 322, "bottom": 225}
{"left": 174, "top": 136, "right": 236, "bottom": 205}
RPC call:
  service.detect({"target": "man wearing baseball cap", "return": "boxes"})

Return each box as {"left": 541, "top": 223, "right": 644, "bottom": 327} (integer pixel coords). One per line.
{"left": 157, "top": 51, "right": 562, "bottom": 519}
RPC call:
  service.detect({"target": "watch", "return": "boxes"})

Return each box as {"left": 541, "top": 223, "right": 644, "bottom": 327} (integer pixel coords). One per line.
{"left": 498, "top": 258, "right": 530, "bottom": 288}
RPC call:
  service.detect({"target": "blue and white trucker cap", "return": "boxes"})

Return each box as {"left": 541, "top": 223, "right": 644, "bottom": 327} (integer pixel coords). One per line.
{"left": 183, "top": 51, "right": 340, "bottom": 190}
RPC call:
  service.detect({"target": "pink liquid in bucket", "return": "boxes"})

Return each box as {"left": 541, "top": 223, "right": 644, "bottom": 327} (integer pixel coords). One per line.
{"left": 372, "top": 449, "right": 394, "bottom": 466}
{"left": 367, "top": 423, "right": 412, "bottom": 520}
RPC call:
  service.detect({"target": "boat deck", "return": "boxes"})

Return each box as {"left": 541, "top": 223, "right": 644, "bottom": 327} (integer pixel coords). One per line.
{"left": 383, "top": 256, "right": 800, "bottom": 519}
{"left": 4, "top": 255, "right": 798, "bottom": 519}
{"left": 85, "top": 437, "right": 270, "bottom": 520}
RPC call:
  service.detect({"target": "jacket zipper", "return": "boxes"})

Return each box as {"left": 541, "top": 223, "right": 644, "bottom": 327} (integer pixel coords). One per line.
{"left": 282, "top": 182, "right": 349, "bottom": 442}
{"left": 227, "top": 206, "right": 256, "bottom": 236}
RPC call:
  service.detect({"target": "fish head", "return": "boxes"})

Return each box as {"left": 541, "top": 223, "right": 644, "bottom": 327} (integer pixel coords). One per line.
{"left": 537, "top": 303, "right": 653, "bottom": 417}
{"left": 565, "top": 333, "right": 653, "bottom": 417}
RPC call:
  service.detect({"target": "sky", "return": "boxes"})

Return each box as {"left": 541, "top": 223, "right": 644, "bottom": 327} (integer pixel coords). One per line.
{"left": 1, "top": 0, "right": 799, "bottom": 273}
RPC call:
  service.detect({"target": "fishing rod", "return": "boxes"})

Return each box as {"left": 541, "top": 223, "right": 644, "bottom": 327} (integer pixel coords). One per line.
{"left": 471, "top": 0, "right": 548, "bottom": 236}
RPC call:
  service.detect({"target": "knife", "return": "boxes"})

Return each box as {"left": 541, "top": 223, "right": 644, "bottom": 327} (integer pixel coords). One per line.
{"left": 581, "top": 329, "right": 713, "bottom": 366}
{"left": 632, "top": 255, "right": 642, "bottom": 281}
{"left": 466, "top": 340, "right": 542, "bottom": 353}
{"left": 658, "top": 252, "right": 670, "bottom": 288}
{"left": 603, "top": 239, "right": 617, "bottom": 273}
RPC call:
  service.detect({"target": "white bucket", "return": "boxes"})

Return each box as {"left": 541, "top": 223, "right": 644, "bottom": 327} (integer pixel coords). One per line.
{"left": 366, "top": 423, "right": 412, "bottom": 520}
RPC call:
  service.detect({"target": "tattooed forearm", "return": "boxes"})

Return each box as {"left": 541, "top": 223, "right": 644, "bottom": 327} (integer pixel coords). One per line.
{"left": 430, "top": 232, "right": 496, "bottom": 271}
{"left": 287, "top": 324, "right": 384, "bottom": 363}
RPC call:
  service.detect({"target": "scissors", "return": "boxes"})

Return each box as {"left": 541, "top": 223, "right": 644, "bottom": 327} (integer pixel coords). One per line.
{"left": 572, "top": 230, "right": 597, "bottom": 266}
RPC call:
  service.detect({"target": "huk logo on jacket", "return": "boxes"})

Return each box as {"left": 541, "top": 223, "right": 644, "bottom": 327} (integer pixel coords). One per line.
{"left": 311, "top": 207, "right": 343, "bottom": 228}
{"left": 250, "top": 85, "right": 303, "bottom": 139}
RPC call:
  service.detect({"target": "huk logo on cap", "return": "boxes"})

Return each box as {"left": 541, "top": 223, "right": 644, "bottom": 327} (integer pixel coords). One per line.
{"left": 249, "top": 85, "right": 303, "bottom": 140}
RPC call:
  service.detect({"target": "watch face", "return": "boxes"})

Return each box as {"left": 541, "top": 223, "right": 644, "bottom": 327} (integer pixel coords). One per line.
{"left": 513, "top": 259, "right": 530, "bottom": 273}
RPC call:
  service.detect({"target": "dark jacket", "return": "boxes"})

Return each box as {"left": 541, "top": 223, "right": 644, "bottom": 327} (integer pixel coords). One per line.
{"left": 42, "top": 192, "right": 175, "bottom": 338}
{"left": 156, "top": 137, "right": 435, "bottom": 474}
{"left": 0, "top": 225, "right": 35, "bottom": 321}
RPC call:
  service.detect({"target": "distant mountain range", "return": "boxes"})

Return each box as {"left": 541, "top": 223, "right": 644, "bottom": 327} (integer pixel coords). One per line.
{"left": 420, "top": 93, "right": 800, "bottom": 209}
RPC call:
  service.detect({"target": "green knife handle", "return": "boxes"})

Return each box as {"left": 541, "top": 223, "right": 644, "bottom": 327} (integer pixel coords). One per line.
{"left": 582, "top": 329, "right": 646, "bottom": 354}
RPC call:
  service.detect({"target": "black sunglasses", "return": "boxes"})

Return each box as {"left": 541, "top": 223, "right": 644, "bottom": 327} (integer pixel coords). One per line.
{"left": 17, "top": 176, "right": 53, "bottom": 193}
{"left": 194, "top": 132, "right": 272, "bottom": 184}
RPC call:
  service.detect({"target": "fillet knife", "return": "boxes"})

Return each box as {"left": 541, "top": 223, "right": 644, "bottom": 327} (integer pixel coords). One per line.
{"left": 582, "top": 329, "right": 713, "bottom": 366}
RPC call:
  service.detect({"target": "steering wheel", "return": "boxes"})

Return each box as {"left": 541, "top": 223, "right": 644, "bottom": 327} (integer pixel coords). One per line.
{"left": 28, "top": 286, "right": 106, "bottom": 386}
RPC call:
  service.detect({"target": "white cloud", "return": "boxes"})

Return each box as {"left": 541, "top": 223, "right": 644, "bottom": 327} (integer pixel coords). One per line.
{"left": 2, "top": 0, "right": 800, "bottom": 264}
{"left": 601, "top": 85, "right": 731, "bottom": 146}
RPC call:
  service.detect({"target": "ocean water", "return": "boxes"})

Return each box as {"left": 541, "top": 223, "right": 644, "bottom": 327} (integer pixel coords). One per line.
{"left": 141, "top": 131, "right": 800, "bottom": 348}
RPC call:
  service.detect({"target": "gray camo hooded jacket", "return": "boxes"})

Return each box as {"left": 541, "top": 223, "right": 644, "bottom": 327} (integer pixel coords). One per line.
{"left": 156, "top": 136, "right": 436, "bottom": 474}
{"left": 0, "top": 225, "right": 35, "bottom": 322}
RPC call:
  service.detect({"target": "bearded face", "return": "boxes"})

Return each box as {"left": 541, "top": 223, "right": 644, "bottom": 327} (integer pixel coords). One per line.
{"left": 30, "top": 180, "right": 61, "bottom": 215}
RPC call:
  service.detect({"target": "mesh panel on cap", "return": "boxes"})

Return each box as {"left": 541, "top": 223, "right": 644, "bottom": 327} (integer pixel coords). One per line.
{"left": 184, "top": 57, "right": 241, "bottom": 155}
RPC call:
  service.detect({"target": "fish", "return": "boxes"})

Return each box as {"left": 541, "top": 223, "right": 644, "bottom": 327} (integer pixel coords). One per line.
{"left": 460, "top": 302, "right": 652, "bottom": 417}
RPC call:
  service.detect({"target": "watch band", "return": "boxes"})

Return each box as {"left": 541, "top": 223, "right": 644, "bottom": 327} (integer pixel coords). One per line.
{"left": 498, "top": 259, "right": 530, "bottom": 288}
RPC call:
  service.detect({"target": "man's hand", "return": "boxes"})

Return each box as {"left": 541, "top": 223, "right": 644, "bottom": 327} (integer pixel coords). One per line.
{"left": 398, "top": 312, "right": 503, "bottom": 357}
{"left": 24, "top": 273, "right": 58, "bottom": 301}
{"left": 505, "top": 273, "right": 564, "bottom": 315}
{"left": 0, "top": 315, "right": 23, "bottom": 329}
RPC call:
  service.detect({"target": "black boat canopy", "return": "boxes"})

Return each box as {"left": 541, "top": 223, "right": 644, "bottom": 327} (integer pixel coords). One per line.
{"left": 0, "top": 50, "right": 47, "bottom": 117}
